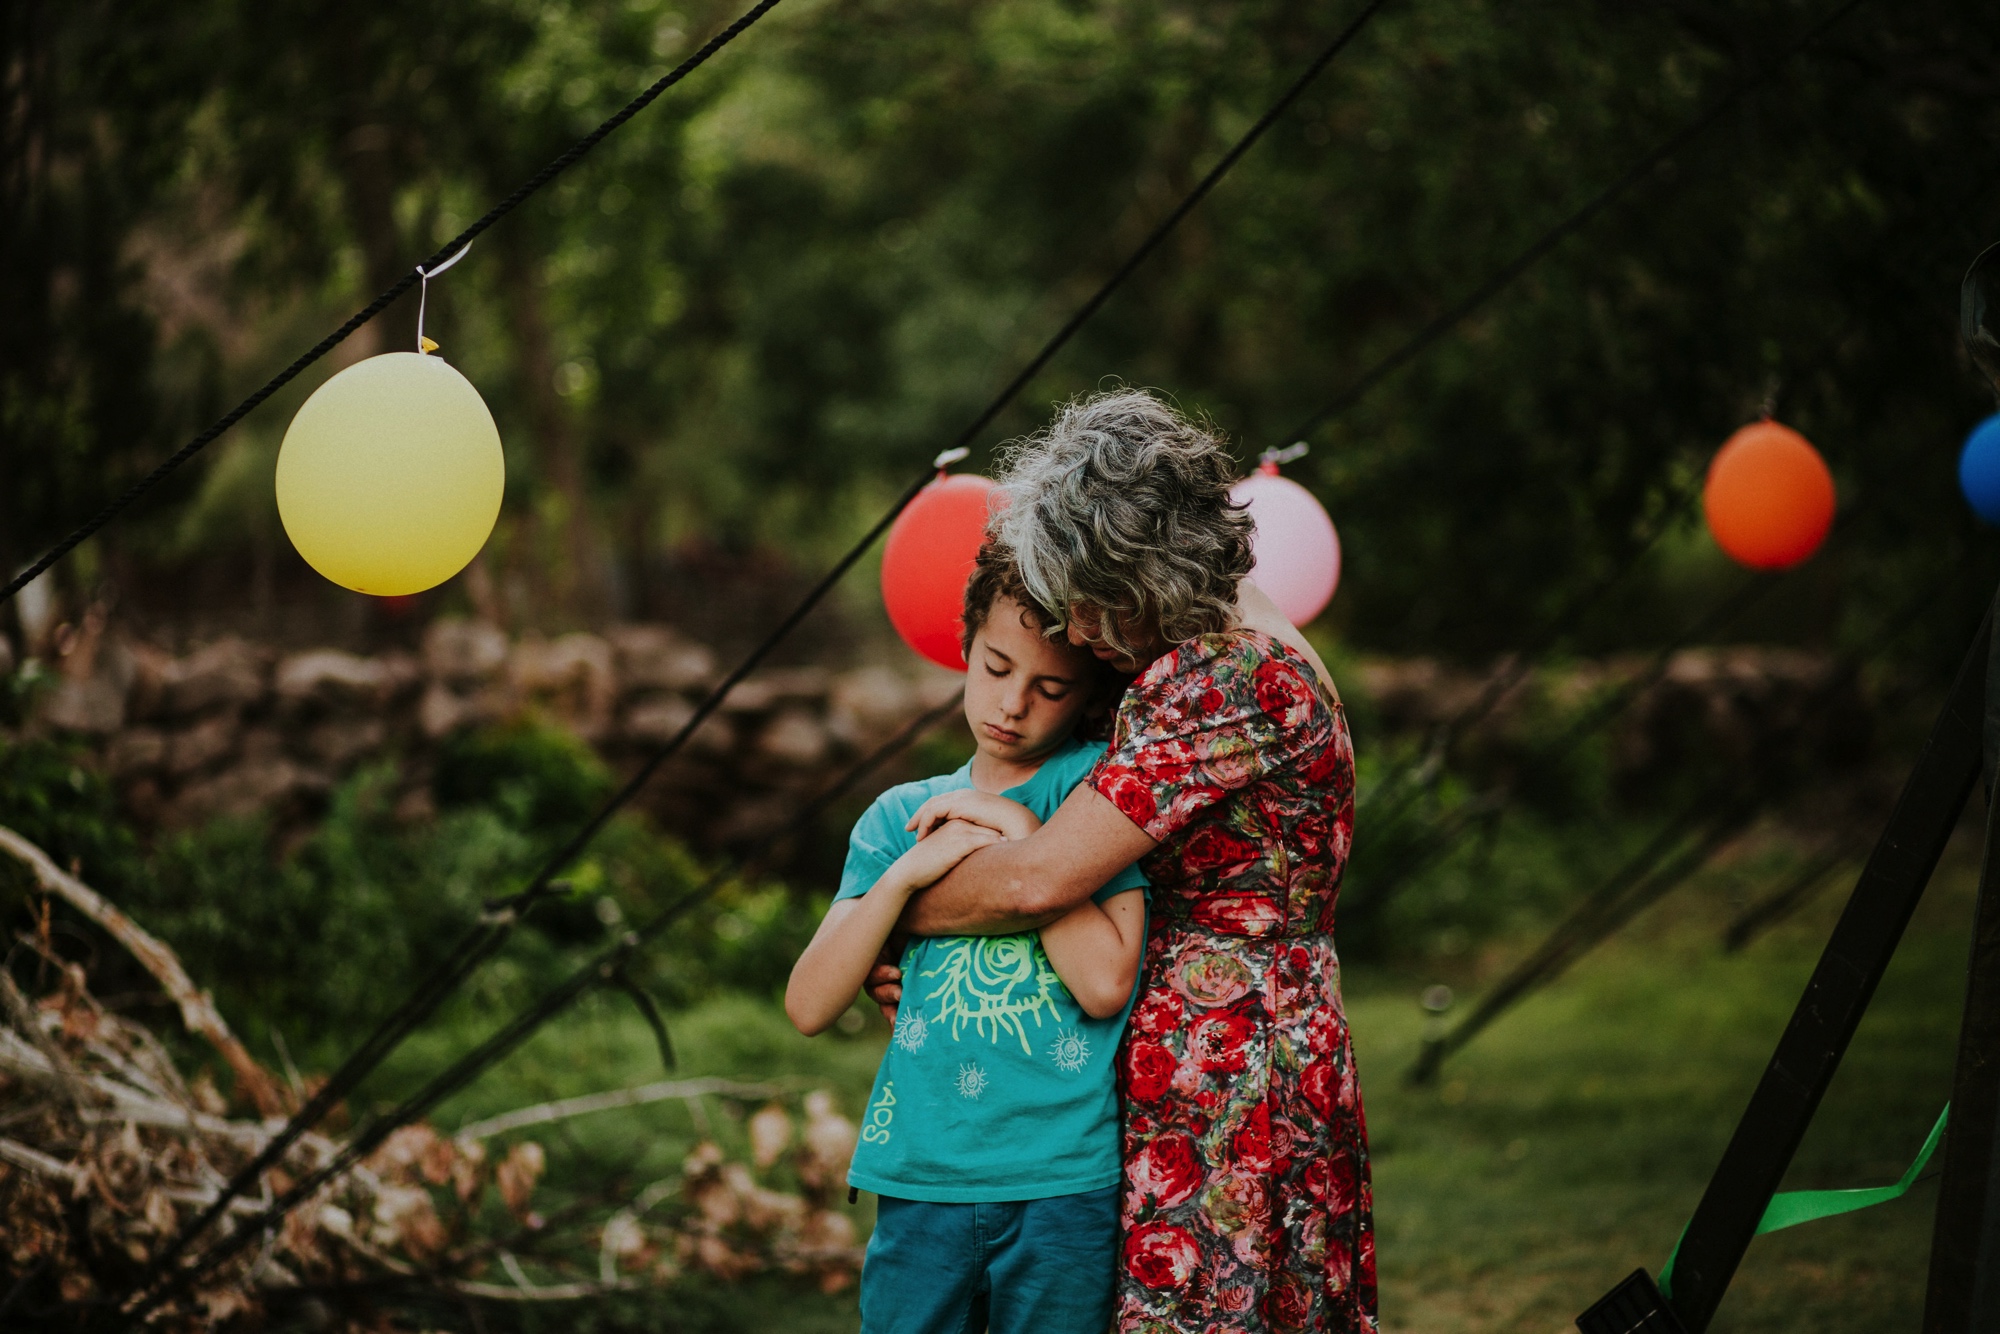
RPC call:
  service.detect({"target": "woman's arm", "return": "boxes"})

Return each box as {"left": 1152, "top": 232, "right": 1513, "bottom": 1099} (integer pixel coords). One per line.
{"left": 784, "top": 820, "right": 1002, "bottom": 1035}
{"left": 897, "top": 784, "right": 1157, "bottom": 935}
{"left": 1038, "top": 889, "right": 1146, "bottom": 1019}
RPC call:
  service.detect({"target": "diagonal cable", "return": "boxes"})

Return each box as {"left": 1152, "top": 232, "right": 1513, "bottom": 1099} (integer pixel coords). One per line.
{"left": 1355, "top": 568, "right": 1773, "bottom": 899}
{"left": 1405, "top": 579, "right": 1949, "bottom": 1085}
{"left": 1350, "top": 483, "right": 1700, "bottom": 834}
{"left": 128, "top": 0, "right": 1394, "bottom": 1296}
{"left": 126, "top": 0, "right": 1880, "bottom": 1301}
{"left": 1265, "top": 0, "right": 1871, "bottom": 841}
{"left": 0, "top": 0, "right": 787, "bottom": 608}
{"left": 126, "top": 687, "right": 964, "bottom": 1318}
{"left": 134, "top": 0, "right": 1867, "bottom": 1284}
{"left": 1274, "top": 0, "right": 1869, "bottom": 447}
{"left": 941, "top": 0, "right": 1391, "bottom": 455}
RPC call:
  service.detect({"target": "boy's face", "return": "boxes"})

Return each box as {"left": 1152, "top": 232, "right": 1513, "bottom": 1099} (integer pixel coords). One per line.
{"left": 964, "top": 595, "right": 1096, "bottom": 767}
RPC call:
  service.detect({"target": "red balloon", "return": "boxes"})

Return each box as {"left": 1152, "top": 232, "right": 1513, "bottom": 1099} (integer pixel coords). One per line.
{"left": 881, "top": 473, "right": 998, "bottom": 670}
{"left": 1702, "top": 420, "right": 1835, "bottom": 571}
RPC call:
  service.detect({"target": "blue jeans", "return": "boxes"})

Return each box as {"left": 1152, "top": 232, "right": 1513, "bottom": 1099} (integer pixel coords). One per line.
{"left": 859, "top": 1185, "right": 1120, "bottom": 1334}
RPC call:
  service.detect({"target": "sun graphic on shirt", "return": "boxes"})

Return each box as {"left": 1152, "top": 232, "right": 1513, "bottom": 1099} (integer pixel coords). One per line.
{"left": 920, "top": 936, "right": 1062, "bottom": 1054}
{"left": 1048, "top": 1027, "right": 1092, "bottom": 1074}
{"left": 893, "top": 1011, "right": 929, "bottom": 1053}
{"left": 955, "top": 1062, "right": 989, "bottom": 1100}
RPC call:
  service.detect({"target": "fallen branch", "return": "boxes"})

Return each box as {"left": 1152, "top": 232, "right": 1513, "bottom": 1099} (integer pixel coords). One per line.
{"left": 0, "top": 1028, "right": 283, "bottom": 1150}
{"left": 0, "top": 825, "right": 287, "bottom": 1117}
{"left": 0, "top": 968, "right": 93, "bottom": 1112}
{"left": 481, "top": 1248, "right": 635, "bottom": 1300}
{"left": 0, "top": 1135, "right": 87, "bottom": 1187}
{"left": 454, "top": 1077, "right": 781, "bottom": 1141}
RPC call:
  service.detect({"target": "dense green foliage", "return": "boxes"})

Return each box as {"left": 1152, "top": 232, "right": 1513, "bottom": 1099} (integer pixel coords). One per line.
{"left": 6, "top": 0, "right": 2000, "bottom": 656}
{"left": 0, "top": 724, "right": 820, "bottom": 1076}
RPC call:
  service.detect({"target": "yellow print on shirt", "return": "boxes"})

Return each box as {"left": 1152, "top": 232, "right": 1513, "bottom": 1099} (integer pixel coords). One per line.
{"left": 919, "top": 935, "right": 1062, "bottom": 1055}
{"left": 861, "top": 1082, "right": 895, "bottom": 1144}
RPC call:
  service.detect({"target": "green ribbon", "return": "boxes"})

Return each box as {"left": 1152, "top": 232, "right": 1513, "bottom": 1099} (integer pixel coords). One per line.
{"left": 1658, "top": 1103, "right": 1949, "bottom": 1298}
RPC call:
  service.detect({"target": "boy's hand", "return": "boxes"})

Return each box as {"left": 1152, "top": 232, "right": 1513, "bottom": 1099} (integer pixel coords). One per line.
{"left": 908, "top": 790, "right": 1043, "bottom": 842}
{"left": 892, "top": 817, "right": 1004, "bottom": 889}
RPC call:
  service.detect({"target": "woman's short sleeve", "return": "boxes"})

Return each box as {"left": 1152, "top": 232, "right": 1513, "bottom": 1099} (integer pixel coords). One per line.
{"left": 1088, "top": 634, "right": 1335, "bottom": 843}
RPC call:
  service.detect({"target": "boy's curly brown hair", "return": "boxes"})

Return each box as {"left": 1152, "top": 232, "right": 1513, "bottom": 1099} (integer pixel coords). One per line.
{"left": 959, "top": 540, "right": 1130, "bottom": 742}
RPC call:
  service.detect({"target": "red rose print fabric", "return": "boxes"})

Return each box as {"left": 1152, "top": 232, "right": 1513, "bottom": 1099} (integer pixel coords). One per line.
{"left": 1093, "top": 630, "right": 1374, "bottom": 1334}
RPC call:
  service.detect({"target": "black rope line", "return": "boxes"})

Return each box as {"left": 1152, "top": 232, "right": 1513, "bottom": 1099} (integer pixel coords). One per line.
{"left": 757, "top": 689, "right": 969, "bottom": 848}
{"left": 1351, "top": 432, "right": 1955, "bottom": 925}
{"left": 1702, "top": 589, "right": 1991, "bottom": 956}
{"left": 126, "top": 4, "right": 1393, "bottom": 1293}
{"left": 126, "top": 687, "right": 964, "bottom": 1320}
{"left": 1341, "top": 144, "right": 1999, "bottom": 908}
{"left": 1722, "top": 840, "right": 1855, "bottom": 952}
{"left": 941, "top": 0, "right": 1391, "bottom": 456}
{"left": 1407, "top": 790, "right": 1751, "bottom": 1085}
{"left": 1405, "top": 581, "right": 1950, "bottom": 1085}
{"left": 1327, "top": 72, "right": 2000, "bottom": 845}
{"left": 1353, "top": 568, "right": 1775, "bottom": 914}
{"left": 0, "top": 0, "right": 786, "bottom": 610}
{"left": 1712, "top": 613, "right": 1991, "bottom": 955}
{"left": 140, "top": 458, "right": 939, "bottom": 1289}
{"left": 1351, "top": 484, "right": 1702, "bottom": 836}
{"left": 1279, "top": 0, "right": 1875, "bottom": 843}
{"left": 1273, "top": 0, "right": 1869, "bottom": 449}
{"left": 1327, "top": 105, "right": 1933, "bottom": 836}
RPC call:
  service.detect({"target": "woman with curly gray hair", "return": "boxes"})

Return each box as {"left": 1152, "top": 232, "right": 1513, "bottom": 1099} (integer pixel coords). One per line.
{"left": 878, "top": 389, "right": 1375, "bottom": 1334}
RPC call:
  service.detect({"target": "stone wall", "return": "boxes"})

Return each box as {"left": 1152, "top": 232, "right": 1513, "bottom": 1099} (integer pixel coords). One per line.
{"left": 8, "top": 620, "right": 1892, "bottom": 849}
{"left": 14, "top": 618, "right": 963, "bottom": 851}
{"left": 1354, "top": 646, "right": 1881, "bottom": 798}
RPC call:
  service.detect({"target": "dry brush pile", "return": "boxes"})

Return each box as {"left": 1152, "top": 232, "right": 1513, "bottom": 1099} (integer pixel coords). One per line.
{"left": 0, "top": 826, "right": 860, "bottom": 1329}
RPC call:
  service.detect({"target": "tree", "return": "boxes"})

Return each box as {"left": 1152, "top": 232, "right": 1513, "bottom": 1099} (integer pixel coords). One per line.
{"left": 7, "top": 0, "right": 2000, "bottom": 664}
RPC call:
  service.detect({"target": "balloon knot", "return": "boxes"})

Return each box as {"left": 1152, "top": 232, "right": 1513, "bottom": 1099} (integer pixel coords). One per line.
{"left": 420, "top": 336, "right": 440, "bottom": 354}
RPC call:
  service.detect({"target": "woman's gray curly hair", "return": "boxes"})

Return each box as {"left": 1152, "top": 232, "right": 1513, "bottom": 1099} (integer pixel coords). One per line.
{"left": 992, "top": 389, "right": 1254, "bottom": 657}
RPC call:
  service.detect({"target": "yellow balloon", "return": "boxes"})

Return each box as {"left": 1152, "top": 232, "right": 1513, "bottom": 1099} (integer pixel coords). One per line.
{"left": 276, "top": 352, "right": 504, "bottom": 596}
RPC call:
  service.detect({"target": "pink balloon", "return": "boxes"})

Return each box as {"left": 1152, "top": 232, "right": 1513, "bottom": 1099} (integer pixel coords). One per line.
{"left": 1231, "top": 465, "right": 1340, "bottom": 626}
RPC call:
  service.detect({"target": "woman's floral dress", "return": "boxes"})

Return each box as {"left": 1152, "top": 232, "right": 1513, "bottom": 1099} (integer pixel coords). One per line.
{"left": 1090, "top": 629, "right": 1374, "bottom": 1334}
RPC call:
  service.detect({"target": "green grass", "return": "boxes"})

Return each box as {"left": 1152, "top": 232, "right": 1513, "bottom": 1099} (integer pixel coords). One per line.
{"left": 1356, "top": 835, "right": 1972, "bottom": 1334}
{"left": 352, "top": 836, "right": 1977, "bottom": 1333}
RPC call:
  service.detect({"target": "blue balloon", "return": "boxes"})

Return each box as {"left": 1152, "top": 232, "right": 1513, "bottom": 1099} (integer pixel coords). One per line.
{"left": 1960, "top": 415, "right": 2000, "bottom": 526}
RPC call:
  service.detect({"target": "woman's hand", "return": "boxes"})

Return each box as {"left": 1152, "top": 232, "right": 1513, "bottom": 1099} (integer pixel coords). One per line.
{"left": 889, "top": 817, "right": 1006, "bottom": 888}
{"left": 907, "top": 790, "right": 1044, "bottom": 842}
{"left": 863, "top": 952, "right": 902, "bottom": 1023}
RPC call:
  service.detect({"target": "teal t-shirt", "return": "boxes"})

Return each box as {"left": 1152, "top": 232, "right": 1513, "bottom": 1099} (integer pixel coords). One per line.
{"left": 835, "top": 737, "right": 1147, "bottom": 1203}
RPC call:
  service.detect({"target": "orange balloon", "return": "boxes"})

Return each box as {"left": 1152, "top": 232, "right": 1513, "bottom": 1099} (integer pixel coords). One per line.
{"left": 1702, "top": 420, "right": 1835, "bottom": 570}
{"left": 881, "top": 473, "right": 998, "bottom": 670}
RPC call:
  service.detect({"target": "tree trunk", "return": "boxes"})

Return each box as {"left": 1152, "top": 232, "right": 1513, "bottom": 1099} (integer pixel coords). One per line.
{"left": 500, "top": 230, "right": 606, "bottom": 626}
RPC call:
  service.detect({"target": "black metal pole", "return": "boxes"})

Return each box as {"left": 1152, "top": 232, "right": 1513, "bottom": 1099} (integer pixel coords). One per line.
{"left": 1922, "top": 604, "right": 2000, "bottom": 1332}
{"left": 1578, "top": 606, "right": 1988, "bottom": 1333}
{"left": 1661, "top": 611, "right": 1987, "bottom": 1330}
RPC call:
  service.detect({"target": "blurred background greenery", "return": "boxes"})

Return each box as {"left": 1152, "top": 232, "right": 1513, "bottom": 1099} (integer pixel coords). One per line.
{"left": 7, "top": 0, "right": 2000, "bottom": 1328}
{"left": 9, "top": 0, "right": 2000, "bottom": 654}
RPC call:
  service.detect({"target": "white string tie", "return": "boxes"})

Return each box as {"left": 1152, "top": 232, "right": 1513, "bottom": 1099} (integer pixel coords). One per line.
{"left": 414, "top": 241, "right": 474, "bottom": 352}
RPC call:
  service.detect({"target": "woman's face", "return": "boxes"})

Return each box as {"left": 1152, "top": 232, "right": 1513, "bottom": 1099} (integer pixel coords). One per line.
{"left": 1063, "top": 604, "right": 1169, "bottom": 676}
{"left": 963, "top": 596, "right": 1097, "bottom": 765}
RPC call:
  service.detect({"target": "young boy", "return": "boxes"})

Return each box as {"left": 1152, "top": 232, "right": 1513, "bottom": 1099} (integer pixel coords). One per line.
{"left": 785, "top": 546, "right": 1148, "bottom": 1334}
